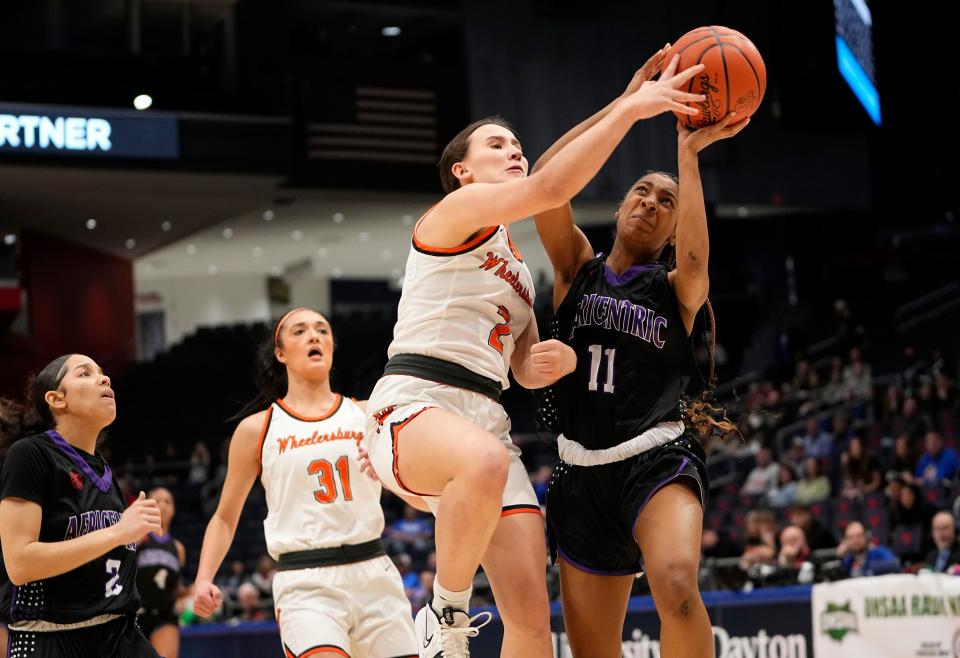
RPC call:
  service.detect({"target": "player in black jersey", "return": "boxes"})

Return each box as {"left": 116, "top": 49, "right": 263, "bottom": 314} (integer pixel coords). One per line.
{"left": 136, "top": 487, "right": 185, "bottom": 658}
{"left": 532, "top": 52, "right": 749, "bottom": 658}
{"left": 0, "top": 354, "right": 163, "bottom": 658}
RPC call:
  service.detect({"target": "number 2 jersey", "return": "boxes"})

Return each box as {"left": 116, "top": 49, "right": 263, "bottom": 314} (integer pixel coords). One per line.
{"left": 0, "top": 431, "right": 140, "bottom": 626}
{"left": 387, "top": 218, "right": 535, "bottom": 390}
{"left": 258, "top": 396, "right": 383, "bottom": 559}
{"left": 539, "top": 256, "right": 694, "bottom": 450}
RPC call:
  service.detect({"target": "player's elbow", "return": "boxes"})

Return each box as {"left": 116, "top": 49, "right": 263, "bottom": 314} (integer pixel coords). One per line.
{"left": 529, "top": 171, "right": 570, "bottom": 210}
{"left": 6, "top": 559, "right": 30, "bottom": 586}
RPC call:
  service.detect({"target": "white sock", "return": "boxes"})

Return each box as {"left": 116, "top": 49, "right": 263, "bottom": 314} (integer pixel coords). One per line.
{"left": 431, "top": 579, "right": 471, "bottom": 618}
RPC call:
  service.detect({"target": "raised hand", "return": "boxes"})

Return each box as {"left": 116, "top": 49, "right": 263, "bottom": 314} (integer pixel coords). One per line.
{"left": 114, "top": 491, "right": 161, "bottom": 546}
{"left": 677, "top": 112, "right": 750, "bottom": 154}
{"left": 193, "top": 580, "right": 224, "bottom": 618}
{"left": 621, "top": 43, "right": 671, "bottom": 97}
{"left": 529, "top": 339, "right": 577, "bottom": 381}
{"left": 621, "top": 54, "right": 706, "bottom": 121}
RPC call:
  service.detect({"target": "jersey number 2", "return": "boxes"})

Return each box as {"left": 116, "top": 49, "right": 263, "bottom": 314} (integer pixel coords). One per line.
{"left": 104, "top": 559, "right": 123, "bottom": 598}
{"left": 308, "top": 456, "right": 354, "bottom": 504}
{"left": 587, "top": 345, "right": 616, "bottom": 393}
{"left": 488, "top": 306, "right": 511, "bottom": 354}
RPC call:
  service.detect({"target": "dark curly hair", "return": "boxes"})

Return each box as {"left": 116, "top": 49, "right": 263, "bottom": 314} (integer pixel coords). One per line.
{"left": 0, "top": 354, "right": 73, "bottom": 461}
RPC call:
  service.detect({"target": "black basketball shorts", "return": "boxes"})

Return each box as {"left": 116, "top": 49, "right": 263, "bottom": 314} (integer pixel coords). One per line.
{"left": 6, "top": 614, "right": 159, "bottom": 658}
{"left": 546, "top": 433, "right": 709, "bottom": 574}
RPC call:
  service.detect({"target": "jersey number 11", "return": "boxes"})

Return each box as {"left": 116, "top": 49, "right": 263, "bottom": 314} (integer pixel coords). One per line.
{"left": 587, "top": 345, "right": 615, "bottom": 393}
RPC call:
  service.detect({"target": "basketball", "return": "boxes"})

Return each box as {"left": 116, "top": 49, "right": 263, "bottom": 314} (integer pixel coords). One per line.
{"left": 665, "top": 26, "right": 766, "bottom": 129}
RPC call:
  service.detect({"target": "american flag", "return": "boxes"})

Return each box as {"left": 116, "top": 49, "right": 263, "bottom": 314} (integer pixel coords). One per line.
{"left": 307, "top": 86, "right": 437, "bottom": 165}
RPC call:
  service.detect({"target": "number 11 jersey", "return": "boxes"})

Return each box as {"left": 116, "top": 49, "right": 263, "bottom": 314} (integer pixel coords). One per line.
{"left": 544, "top": 256, "right": 694, "bottom": 450}
{"left": 257, "top": 396, "right": 383, "bottom": 559}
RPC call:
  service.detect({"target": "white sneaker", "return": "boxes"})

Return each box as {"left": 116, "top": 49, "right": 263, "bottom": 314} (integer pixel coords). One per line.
{"left": 415, "top": 603, "right": 493, "bottom": 658}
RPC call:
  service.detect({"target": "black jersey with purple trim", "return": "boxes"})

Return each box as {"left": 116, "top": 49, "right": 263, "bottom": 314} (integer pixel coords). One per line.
{"left": 538, "top": 256, "right": 693, "bottom": 449}
{"left": 135, "top": 532, "right": 181, "bottom": 612}
{"left": 0, "top": 431, "right": 140, "bottom": 625}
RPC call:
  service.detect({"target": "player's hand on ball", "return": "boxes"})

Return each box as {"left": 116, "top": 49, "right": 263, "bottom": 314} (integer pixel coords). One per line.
{"left": 623, "top": 54, "right": 705, "bottom": 121}
{"left": 677, "top": 112, "right": 750, "bottom": 154}
{"left": 193, "top": 580, "right": 223, "bottom": 618}
{"left": 621, "top": 43, "right": 671, "bottom": 97}
{"left": 357, "top": 446, "right": 380, "bottom": 482}
{"left": 530, "top": 339, "right": 577, "bottom": 381}
{"left": 115, "top": 491, "right": 162, "bottom": 546}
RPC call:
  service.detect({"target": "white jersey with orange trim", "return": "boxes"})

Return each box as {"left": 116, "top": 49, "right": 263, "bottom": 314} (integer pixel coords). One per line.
{"left": 258, "top": 395, "right": 383, "bottom": 559}
{"left": 388, "top": 217, "right": 536, "bottom": 389}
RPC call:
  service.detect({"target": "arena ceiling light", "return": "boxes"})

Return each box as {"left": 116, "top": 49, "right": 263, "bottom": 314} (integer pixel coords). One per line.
{"left": 133, "top": 94, "right": 153, "bottom": 111}
{"left": 381, "top": 26, "right": 401, "bottom": 37}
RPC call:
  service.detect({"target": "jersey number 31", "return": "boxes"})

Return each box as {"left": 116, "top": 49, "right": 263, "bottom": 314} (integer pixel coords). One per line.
{"left": 308, "top": 456, "right": 354, "bottom": 504}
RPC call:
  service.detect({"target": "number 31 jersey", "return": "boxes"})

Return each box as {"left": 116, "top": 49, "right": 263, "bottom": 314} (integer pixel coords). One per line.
{"left": 258, "top": 396, "right": 383, "bottom": 559}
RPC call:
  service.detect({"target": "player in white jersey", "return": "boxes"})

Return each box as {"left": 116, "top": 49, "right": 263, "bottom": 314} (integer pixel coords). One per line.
{"left": 193, "top": 308, "right": 417, "bottom": 658}
{"left": 363, "top": 53, "right": 707, "bottom": 658}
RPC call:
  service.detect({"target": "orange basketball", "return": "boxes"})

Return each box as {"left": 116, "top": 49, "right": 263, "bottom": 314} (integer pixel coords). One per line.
{"left": 665, "top": 26, "right": 766, "bottom": 129}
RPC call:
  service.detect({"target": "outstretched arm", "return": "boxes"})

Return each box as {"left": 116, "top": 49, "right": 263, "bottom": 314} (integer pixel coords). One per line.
{"left": 420, "top": 54, "right": 705, "bottom": 249}
{"left": 534, "top": 46, "right": 670, "bottom": 310}
{"left": 669, "top": 113, "right": 750, "bottom": 333}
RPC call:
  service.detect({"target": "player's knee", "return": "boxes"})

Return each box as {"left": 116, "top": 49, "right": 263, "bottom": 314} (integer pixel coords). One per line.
{"left": 649, "top": 559, "right": 700, "bottom": 619}
{"left": 464, "top": 438, "right": 509, "bottom": 489}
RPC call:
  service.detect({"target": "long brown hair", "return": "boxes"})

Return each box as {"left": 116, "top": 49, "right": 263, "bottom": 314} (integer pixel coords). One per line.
{"left": 437, "top": 115, "right": 519, "bottom": 194}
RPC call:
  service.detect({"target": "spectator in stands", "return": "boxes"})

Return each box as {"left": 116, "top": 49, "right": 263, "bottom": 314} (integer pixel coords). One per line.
{"left": 837, "top": 521, "right": 900, "bottom": 578}
{"left": 821, "top": 358, "right": 846, "bottom": 406}
{"left": 800, "top": 417, "right": 832, "bottom": 460}
{"left": 841, "top": 436, "right": 883, "bottom": 498}
{"left": 880, "top": 384, "right": 903, "bottom": 428}
{"left": 233, "top": 582, "right": 267, "bottom": 622}
{"left": 248, "top": 554, "right": 276, "bottom": 600}
{"left": 899, "top": 397, "right": 932, "bottom": 441}
{"left": 782, "top": 437, "right": 807, "bottom": 478}
{"left": 842, "top": 347, "right": 872, "bottom": 402}
{"left": 931, "top": 347, "right": 955, "bottom": 380}
{"left": 831, "top": 413, "right": 854, "bottom": 446}
{"left": 934, "top": 372, "right": 957, "bottom": 410}
{"left": 740, "top": 447, "right": 780, "bottom": 498}
{"left": 777, "top": 525, "right": 811, "bottom": 570}
{"left": 890, "top": 484, "right": 937, "bottom": 561}
{"left": 915, "top": 431, "right": 960, "bottom": 485}
{"left": 701, "top": 527, "right": 742, "bottom": 559}
{"left": 766, "top": 465, "right": 799, "bottom": 508}
{"left": 795, "top": 457, "right": 831, "bottom": 506}
{"left": 411, "top": 570, "right": 436, "bottom": 612}
{"left": 215, "top": 559, "right": 247, "bottom": 606}
{"left": 187, "top": 441, "right": 211, "bottom": 484}
{"left": 392, "top": 552, "right": 421, "bottom": 602}
{"left": 917, "top": 382, "right": 941, "bottom": 416}
{"left": 384, "top": 504, "right": 435, "bottom": 557}
{"left": 889, "top": 434, "right": 918, "bottom": 484}
{"left": 787, "top": 505, "right": 837, "bottom": 551}
{"left": 791, "top": 359, "right": 812, "bottom": 393}
{"left": 927, "top": 511, "right": 960, "bottom": 574}
{"left": 901, "top": 346, "right": 927, "bottom": 390}
{"left": 739, "top": 510, "right": 778, "bottom": 569}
